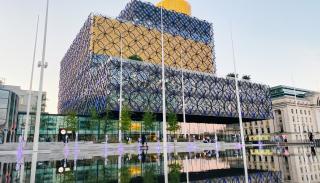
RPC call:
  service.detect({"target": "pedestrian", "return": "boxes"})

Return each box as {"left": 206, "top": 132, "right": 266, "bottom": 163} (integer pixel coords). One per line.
{"left": 142, "top": 134, "right": 146, "bottom": 146}
{"left": 145, "top": 134, "right": 148, "bottom": 146}
{"left": 309, "top": 132, "right": 314, "bottom": 142}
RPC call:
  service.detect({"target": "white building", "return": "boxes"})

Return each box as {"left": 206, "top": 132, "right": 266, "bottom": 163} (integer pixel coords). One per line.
{"left": 245, "top": 85, "right": 320, "bottom": 142}
{"left": 0, "top": 84, "right": 46, "bottom": 113}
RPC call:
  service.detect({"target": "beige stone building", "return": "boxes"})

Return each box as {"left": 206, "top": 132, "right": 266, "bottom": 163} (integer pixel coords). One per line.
{"left": 245, "top": 85, "right": 320, "bottom": 142}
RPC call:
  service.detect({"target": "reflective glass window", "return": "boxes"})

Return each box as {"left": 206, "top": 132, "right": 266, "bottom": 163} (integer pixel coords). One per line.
{"left": 0, "top": 98, "right": 8, "bottom": 108}
{"left": 0, "top": 90, "right": 9, "bottom": 99}
{"left": 0, "top": 119, "right": 5, "bottom": 125}
{"left": 0, "top": 108, "right": 7, "bottom": 120}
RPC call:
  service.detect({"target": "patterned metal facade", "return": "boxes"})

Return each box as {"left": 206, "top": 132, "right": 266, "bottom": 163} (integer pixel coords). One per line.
{"left": 91, "top": 15, "right": 214, "bottom": 73}
{"left": 118, "top": 0, "right": 213, "bottom": 45}
{"left": 59, "top": 55, "right": 272, "bottom": 122}
{"left": 58, "top": 0, "right": 273, "bottom": 123}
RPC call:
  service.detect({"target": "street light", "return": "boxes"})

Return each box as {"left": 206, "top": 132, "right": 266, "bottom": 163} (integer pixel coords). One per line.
{"left": 118, "top": 33, "right": 124, "bottom": 143}
{"left": 230, "top": 26, "right": 248, "bottom": 183}
{"left": 160, "top": 6, "right": 169, "bottom": 183}
{"left": 30, "top": 2, "right": 49, "bottom": 182}
{"left": 24, "top": 15, "right": 40, "bottom": 143}
{"left": 32, "top": 0, "right": 49, "bottom": 152}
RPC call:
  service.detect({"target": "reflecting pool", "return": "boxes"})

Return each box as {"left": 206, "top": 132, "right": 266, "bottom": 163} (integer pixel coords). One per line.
{"left": 1, "top": 145, "right": 318, "bottom": 182}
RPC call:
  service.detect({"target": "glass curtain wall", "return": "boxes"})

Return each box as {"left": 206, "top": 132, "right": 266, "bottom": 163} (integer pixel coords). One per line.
{"left": 0, "top": 89, "right": 18, "bottom": 143}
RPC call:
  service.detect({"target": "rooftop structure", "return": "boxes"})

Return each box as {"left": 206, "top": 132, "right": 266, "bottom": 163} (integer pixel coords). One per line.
{"left": 156, "top": 0, "right": 191, "bottom": 15}
{"left": 270, "top": 85, "right": 313, "bottom": 99}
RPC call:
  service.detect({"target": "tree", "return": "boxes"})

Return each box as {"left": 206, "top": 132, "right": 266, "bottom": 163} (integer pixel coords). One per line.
{"left": 128, "top": 54, "right": 143, "bottom": 61}
{"left": 142, "top": 111, "right": 156, "bottom": 141}
{"left": 143, "top": 165, "right": 156, "bottom": 183}
{"left": 120, "top": 166, "right": 131, "bottom": 183}
{"left": 66, "top": 111, "right": 78, "bottom": 132}
{"left": 120, "top": 105, "right": 132, "bottom": 141}
{"left": 168, "top": 163, "right": 182, "bottom": 183}
{"left": 90, "top": 108, "right": 100, "bottom": 142}
{"left": 167, "top": 112, "right": 180, "bottom": 141}
{"left": 65, "top": 111, "right": 78, "bottom": 141}
{"left": 103, "top": 104, "right": 113, "bottom": 140}
{"left": 242, "top": 75, "right": 251, "bottom": 80}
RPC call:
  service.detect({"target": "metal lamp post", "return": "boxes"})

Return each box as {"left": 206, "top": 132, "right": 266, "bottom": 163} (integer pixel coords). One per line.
{"left": 32, "top": 0, "right": 49, "bottom": 152}
{"left": 230, "top": 29, "right": 249, "bottom": 183}
{"left": 180, "top": 49, "right": 187, "bottom": 139}
{"left": 118, "top": 34, "right": 124, "bottom": 143}
{"left": 30, "top": 3, "right": 49, "bottom": 183}
{"left": 160, "top": 6, "right": 169, "bottom": 183}
{"left": 24, "top": 16, "right": 40, "bottom": 143}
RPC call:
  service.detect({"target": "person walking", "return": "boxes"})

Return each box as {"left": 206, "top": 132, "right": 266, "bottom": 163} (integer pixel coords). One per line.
{"left": 142, "top": 134, "right": 146, "bottom": 146}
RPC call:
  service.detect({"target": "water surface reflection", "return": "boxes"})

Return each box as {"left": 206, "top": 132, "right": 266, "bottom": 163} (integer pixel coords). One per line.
{"left": 2, "top": 146, "right": 317, "bottom": 182}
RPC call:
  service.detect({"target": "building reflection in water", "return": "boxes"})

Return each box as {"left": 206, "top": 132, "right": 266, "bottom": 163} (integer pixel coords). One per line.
{"left": 247, "top": 146, "right": 320, "bottom": 183}
{"left": 0, "top": 147, "right": 289, "bottom": 182}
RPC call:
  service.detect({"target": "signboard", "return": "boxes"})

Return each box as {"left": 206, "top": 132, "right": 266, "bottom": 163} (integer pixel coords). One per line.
{"left": 250, "top": 149, "right": 273, "bottom": 156}
{"left": 249, "top": 134, "right": 270, "bottom": 141}
{"left": 60, "top": 129, "right": 66, "bottom": 135}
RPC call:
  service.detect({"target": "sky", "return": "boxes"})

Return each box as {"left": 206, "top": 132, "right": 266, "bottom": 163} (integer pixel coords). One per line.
{"left": 0, "top": 0, "right": 320, "bottom": 114}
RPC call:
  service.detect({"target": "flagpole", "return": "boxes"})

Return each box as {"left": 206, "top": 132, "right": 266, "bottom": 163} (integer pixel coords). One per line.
{"left": 24, "top": 15, "right": 40, "bottom": 143}
{"left": 160, "top": 5, "right": 169, "bottom": 183}
{"left": 230, "top": 26, "right": 249, "bottom": 183}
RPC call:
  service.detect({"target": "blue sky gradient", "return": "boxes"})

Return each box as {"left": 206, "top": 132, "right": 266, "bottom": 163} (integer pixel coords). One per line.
{"left": 0, "top": 0, "right": 319, "bottom": 113}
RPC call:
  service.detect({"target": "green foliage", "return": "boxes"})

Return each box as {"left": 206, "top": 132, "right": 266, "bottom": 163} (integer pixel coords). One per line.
{"left": 120, "top": 166, "right": 131, "bottom": 183}
{"left": 90, "top": 108, "right": 99, "bottom": 120}
{"left": 90, "top": 108, "right": 100, "bottom": 129}
{"left": 66, "top": 111, "right": 78, "bottom": 132}
{"left": 62, "top": 171, "right": 75, "bottom": 183}
{"left": 103, "top": 104, "right": 113, "bottom": 133}
{"left": 89, "top": 108, "right": 100, "bottom": 141}
{"left": 128, "top": 54, "right": 143, "bottom": 61}
{"left": 120, "top": 105, "right": 132, "bottom": 132}
{"left": 143, "top": 165, "right": 156, "bottom": 183}
{"left": 168, "top": 163, "right": 182, "bottom": 183}
{"left": 142, "top": 111, "right": 156, "bottom": 132}
{"left": 167, "top": 112, "right": 180, "bottom": 134}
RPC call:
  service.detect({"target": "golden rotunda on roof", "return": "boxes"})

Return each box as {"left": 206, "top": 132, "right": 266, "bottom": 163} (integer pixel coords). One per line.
{"left": 156, "top": 0, "right": 191, "bottom": 16}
